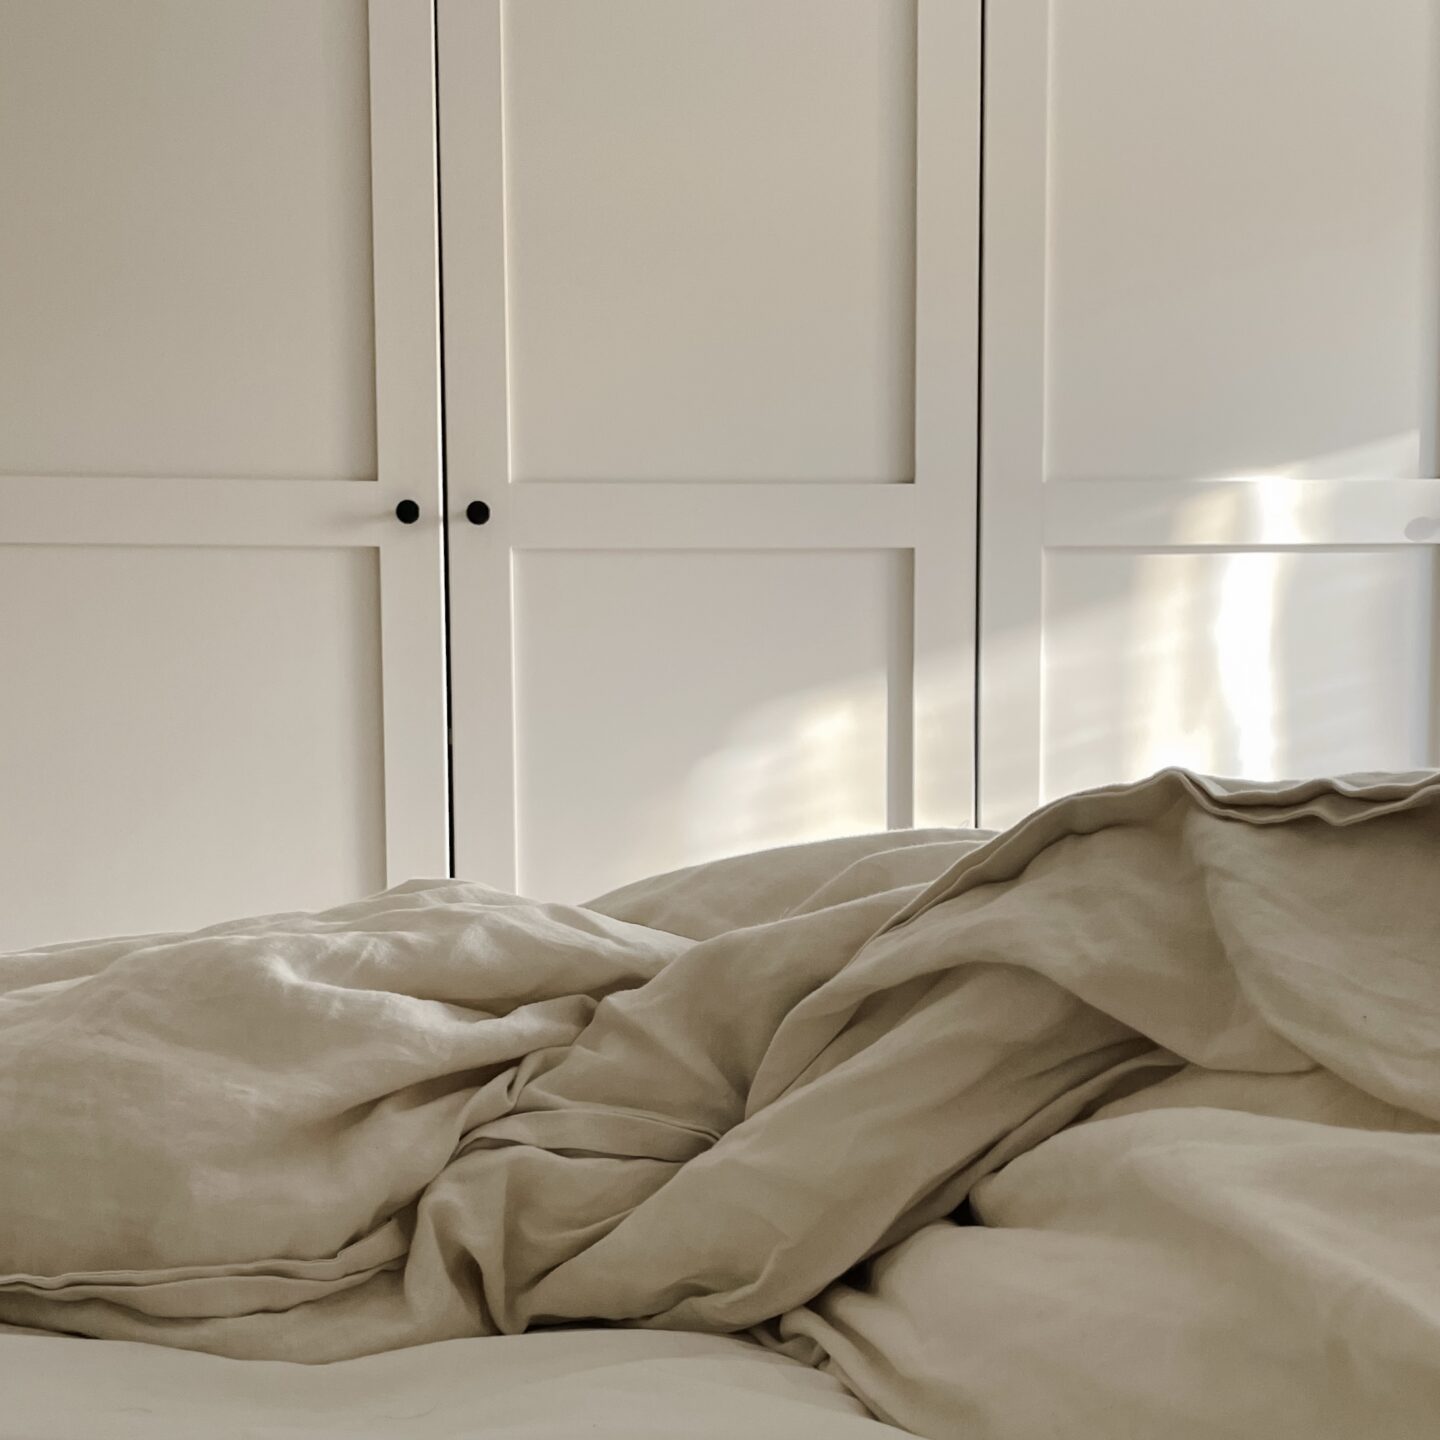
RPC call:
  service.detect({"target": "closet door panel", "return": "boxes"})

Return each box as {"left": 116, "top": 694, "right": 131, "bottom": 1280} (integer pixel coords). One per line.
{"left": 0, "top": 546, "right": 386, "bottom": 950}
{"left": 0, "top": 0, "right": 376, "bottom": 481}
{"left": 513, "top": 549, "right": 898, "bottom": 900}
{"left": 0, "top": 0, "right": 446, "bottom": 947}
{"left": 980, "top": 0, "right": 1440, "bottom": 829}
{"left": 1045, "top": 0, "right": 1435, "bottom": 485}
{"left": 502, "top": 0, "right": 916, "bottom": 484}
{"left": 443, "top": 0, "right": 981, "bottom": 898}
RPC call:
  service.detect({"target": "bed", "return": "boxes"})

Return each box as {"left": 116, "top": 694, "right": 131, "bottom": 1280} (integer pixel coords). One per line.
{"left": 2, "top": 768, "right": 1438, "bottom": 1438}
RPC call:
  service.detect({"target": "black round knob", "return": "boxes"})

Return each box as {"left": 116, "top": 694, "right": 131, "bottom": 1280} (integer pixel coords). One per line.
{"left": 395, "top": 499, "right": 421, "bottom": 525}
{"left": 466, "top": 500, "right": 491, "bottom": 526}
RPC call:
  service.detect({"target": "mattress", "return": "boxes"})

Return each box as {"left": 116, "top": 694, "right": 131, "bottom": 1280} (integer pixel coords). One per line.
{"left": 0, "top": 1326, "right": 910, "bottom": 1439}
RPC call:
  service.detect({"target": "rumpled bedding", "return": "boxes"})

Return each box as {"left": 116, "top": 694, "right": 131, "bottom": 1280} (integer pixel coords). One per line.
{"left": 0, "top": 1328, "right": 912, "bottom": 1440}
{"left": 1, "top": 768, "right": 1438, "bottom": 1436}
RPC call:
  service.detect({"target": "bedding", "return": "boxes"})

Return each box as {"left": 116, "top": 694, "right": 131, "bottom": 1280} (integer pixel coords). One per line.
{"left": 0, "top": 1326, "right": 912, "bottom": 1439}
{"left": 1, "top": 767, "right": 1438, "bottom": 1437}
{"left": 772, "top": 1085, "right": 1440, "bottom": 1438}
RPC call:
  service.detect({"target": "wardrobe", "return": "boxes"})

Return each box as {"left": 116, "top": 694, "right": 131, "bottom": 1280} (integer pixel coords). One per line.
{"left": 1, "top": 0, "right": 1435, "bottom": 949}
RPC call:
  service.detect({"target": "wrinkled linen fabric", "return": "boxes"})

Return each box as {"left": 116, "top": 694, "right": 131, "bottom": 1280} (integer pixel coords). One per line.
{"left": 770, "top": 1069, "right": 1440, "bottom": 1439}
{"left": 0, "top": 1328, "right": 914, "bottom": 1440}
{"left": 0, "top": 769, "right": 1435, "bottom": 1405}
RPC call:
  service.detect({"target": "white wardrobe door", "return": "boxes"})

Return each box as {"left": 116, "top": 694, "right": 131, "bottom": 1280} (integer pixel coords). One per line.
{"left": 980, "top": 0, "right": 1440, "bottom": 829}
{"left": 0, "top": 0, "right": 447, "bottom": 949}
{"left": 440, "top": 0, "right": 981, "bottom": 900}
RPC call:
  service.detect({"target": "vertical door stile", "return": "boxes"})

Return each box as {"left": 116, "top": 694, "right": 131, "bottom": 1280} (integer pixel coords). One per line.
{"left": 369, "top": 0, "right": 451, "bottom": 881}
{"left": 977, "top": 0, "right": 1049, "bottom": 829}
{"left": 437, "top": 0, "right": 519, "bottom": 889}
{"left": 912, "top": 0, "right": 983, "bottom": 830}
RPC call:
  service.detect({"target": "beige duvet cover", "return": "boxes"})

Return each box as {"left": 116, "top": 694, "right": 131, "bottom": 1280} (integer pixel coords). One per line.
{"left": 1, "top": 769, "right": 1438, "bottom": 1436}
{"left": 0, "top": 1328, "right": 910, "bottom": 1439}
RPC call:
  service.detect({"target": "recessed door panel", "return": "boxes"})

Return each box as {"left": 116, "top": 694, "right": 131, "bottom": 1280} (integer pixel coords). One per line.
{"left": 0, "top": 0, "right": 377, "bottom": 481}
{"left": 1045, "top": 0, "right": 1437, "bottom": 484}
{"left": 512, "top": 549, "right": 901, "bottom": 899}
{"left": 502, "top": 0, "right": 918, "bottom": 484}
{"left": 0, "top": 545, "right": 386, "bottom": 950}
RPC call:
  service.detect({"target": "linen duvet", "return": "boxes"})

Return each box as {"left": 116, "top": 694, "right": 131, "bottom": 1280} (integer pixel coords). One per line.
{"left": 1, "top": 768, "right": 1438, "bottom": 1438}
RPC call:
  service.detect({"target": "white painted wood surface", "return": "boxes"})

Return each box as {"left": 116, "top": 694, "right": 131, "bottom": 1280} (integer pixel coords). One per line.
{"left": 0, "top": 0, "right": 447, "bottom": 949}
{"left": 980, "top": 0, "right": 1440, "bottom": 829}
{"left": 440, "top": 0, "right": 981, "bottom": 899}
{"left": 1041, "top": 549, "right": 1437, "bottom": 799}
{"left": 0, "top": 546, "right": 387, "bottom": 946}
{"left": 501, "top": 0, "right": 918, "bottom": 487}
{"left": 20, "top": 0, "right": 1423, "bottom": 926}
{"left": 0, "top": 0, "right": 376, "bottom": 482}
{"left": 513, "top": 550, "right": 899, "bottom": 901}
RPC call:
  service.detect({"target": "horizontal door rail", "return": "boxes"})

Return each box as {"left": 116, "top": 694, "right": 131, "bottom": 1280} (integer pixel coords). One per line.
{"left": 1044, "top": 478, "right": 1440, "bottom": 550}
